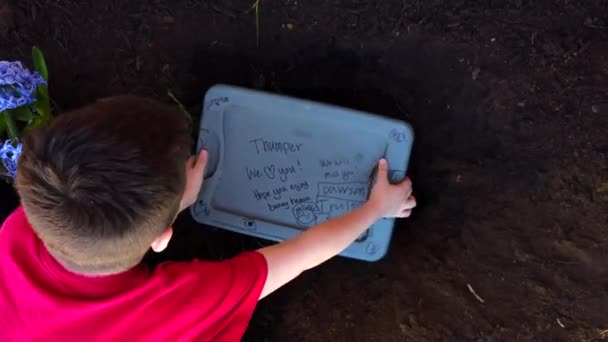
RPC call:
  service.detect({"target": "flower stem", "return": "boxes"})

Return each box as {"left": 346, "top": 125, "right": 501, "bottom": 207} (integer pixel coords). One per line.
{"left": 1, "top": 110, "right": 19, "bottom": 141}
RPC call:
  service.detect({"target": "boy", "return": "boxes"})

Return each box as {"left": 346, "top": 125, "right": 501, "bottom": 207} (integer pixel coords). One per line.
{"left": 0, "top": 96, "right": 416, "bottom": 341}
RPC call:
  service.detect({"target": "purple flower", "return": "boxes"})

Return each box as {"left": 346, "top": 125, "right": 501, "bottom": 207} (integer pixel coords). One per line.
{"left": 0, "top": 60, "right": 46, "bottom": 112}
{"left": 0, "top": 61, "right": 24, "bottom": 86}
{"left": 15, "top": 96, "right": 29, "bottom": 107}
{"left": 0, "top": 60, "right": 47, "bottom": 111}
{"left": 0, "top": 86, "right": 35, "bottom": 112}
{"left": 15, "top": 68, "right": 47, "bottom": 89}
{"left": 0, "top": 139, "right": 22, "bottom": 180}
{"left": 0, "top": 61, "right": 46, "bottom": 87}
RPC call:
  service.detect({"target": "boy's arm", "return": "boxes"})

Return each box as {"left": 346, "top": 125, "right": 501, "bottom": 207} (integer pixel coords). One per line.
{"left": 257, "top": 202, "right": 382, "bottom": 299}
{"left": 257, "top": 159, "right": 415, "bottom": 299}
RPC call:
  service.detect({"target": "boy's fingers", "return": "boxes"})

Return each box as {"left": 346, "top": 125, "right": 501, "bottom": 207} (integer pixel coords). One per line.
{"left": 402, "top": 195, "right": 416, "bottom": 210}
{"left": 399, "top": 177, "right": 412, "bottom": 190}
{"left": 399, "top": 209, "right": 412, "bottom": 218}
{"left": 185, "top": 155, "right": 196, "bottom": 169}
{"left": 377, "top": 158, "right": 389, "bottom": 182}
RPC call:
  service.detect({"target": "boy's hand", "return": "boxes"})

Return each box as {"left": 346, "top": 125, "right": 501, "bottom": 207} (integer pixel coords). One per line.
{"left": 178, "top": 149, "right": 208, "bottom": 212}
{"left": 258, "top": 158, "right": 416, "bottom": 299}
{"left": 368, "top": 158, "right": 416, "bottom": 219}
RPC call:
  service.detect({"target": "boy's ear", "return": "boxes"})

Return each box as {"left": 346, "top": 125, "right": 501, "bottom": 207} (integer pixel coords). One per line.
{"left": 150, "top": 227, "right": 174, "bottom": 252}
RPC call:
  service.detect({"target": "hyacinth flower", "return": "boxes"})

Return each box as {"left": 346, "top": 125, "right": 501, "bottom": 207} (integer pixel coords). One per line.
{"left": 0, "top": 47, "right": 51, "bottom": 180}
{"left": 0, "top": 140, "right": 21, "bottom": 180}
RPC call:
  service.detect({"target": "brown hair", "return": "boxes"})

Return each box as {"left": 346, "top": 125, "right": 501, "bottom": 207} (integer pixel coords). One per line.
{"left": 15, "top": 96, "right": 192, "bottom": 275}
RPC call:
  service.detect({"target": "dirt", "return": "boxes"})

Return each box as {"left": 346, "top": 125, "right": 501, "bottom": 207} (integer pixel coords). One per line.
{"left": 1, "top": 0, "right": 607, "bottom": 341}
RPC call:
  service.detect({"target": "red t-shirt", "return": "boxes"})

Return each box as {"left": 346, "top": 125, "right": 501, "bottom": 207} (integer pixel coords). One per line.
{"left": 0, "top": 207, "right": 268, "bottom": 342}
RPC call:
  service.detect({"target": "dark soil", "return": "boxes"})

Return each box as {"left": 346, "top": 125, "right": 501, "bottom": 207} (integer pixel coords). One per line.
{"left": 2, "top": 0, "right": 607, "bottom": 341}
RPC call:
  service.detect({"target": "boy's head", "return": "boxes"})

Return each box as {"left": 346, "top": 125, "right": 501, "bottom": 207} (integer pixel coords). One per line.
{"left": 15, "top": 96, "right": 192, "bottom": 275}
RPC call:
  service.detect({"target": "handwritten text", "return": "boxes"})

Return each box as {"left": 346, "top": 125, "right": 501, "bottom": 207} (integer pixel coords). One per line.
{"left": 245, "top": 162, "right": 301, "bottom": 182}
{"left": 250, "top": 138, "right": 303, "bottom": 156}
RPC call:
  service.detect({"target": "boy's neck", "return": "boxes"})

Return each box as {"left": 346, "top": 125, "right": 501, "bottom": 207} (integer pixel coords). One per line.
{"left": 43, "top": 241, "right": 140, "bottom": 277}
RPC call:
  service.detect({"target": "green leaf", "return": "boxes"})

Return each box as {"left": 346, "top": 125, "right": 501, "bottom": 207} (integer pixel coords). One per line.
{"left": 0, "top": 117, "right": 5, "bottom": 137}
{"left": 13, "top": 106, "right": 33, "bottom": 123}
{"left": 32, "top": 46, "right": 49, "bottom": 82}
{"left": 33, "top": 85, "right": 52, "bottom": 125}
{"left": 23, "top": 118, "right": 41, "bottom": 136}
{"left": 1, "top": 111, "right": 19, "bottom": 141}
{"left": 31, "top": 46, "right": 53, "bottom": 127}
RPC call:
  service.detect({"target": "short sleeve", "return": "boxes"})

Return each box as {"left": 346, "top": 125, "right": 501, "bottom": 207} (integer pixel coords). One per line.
{"left": 191, "top": 251, "right": 268, "bottom": 341}
{"left": 144, "top": 251, "right": 267, "bottom": 341}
